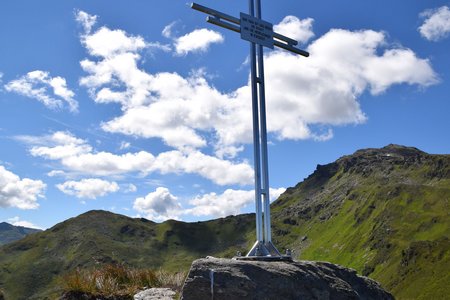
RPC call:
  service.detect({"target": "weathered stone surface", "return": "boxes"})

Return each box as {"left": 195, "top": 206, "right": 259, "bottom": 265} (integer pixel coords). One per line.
{"left": 134, "top": 288, "right": 176, "bottom": 300}
{"left": 181, "top": 257, "right": 394, "bottom": 300}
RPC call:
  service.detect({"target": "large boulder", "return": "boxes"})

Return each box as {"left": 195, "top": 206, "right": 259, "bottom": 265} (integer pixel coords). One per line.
{"left": 181, "top": 257, "right": 394, "bottom": 300}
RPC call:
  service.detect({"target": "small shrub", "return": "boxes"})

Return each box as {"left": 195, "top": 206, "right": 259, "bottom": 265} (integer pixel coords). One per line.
{"left": 61, "top": 264, "right": 185, "bottom": 298}
{"left": 155, "top": 268, "right": 186, "bottom": 289}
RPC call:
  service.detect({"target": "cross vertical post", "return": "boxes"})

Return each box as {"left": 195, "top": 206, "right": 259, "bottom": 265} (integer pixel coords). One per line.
{"left": 248, "top": 0, "right": 264, "bottom": 252}
{"left": 191, "top": 0, "right": 309, "bottom": 259}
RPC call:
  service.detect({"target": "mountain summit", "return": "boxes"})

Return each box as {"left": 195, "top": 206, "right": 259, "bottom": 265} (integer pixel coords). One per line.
{"left": 0, "top": 145, "right": 448, "bottom": 299}
{"left": 271, "top": 144, "right": 449, "bottom": 299}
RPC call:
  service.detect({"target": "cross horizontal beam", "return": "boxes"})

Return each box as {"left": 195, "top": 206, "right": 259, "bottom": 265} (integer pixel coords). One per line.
{"left": 192, "top": 2, "right": 240, "bottom": 25}
{"left": 207, "top": 16, "right": 240, "bottom": 33}
{"left": 191, "top": 2, "right": 309, "bottom": 57}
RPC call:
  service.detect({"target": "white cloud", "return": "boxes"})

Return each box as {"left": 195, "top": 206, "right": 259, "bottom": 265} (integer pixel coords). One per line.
{"left": 47, "top": 170, "right": 66, "bottom": 177}
{"left": 79, "top": 41, "right": 153, "bottom": 109}
{"left": 419, "top": 6, "right": 450, "bottom": 41}
{"left": 174, "top": 28, "right": 224, "bottom": 55}
{"left": 26, "top": 131, "right": 92, "bottom": 160}
{"left": 77, "top": 15, "right": 438, "bottom": 159}
{"left": 187, "top": 187, "right": 286, "bottom": 218}
{"left": 0, "top": 165, "right": 46, "bottom": 209}
{"left": 75, "top": 10, "right": 97, "bottom": 34}
{"left": 124, "top": 183, "right": 137, "bottom": 193}
{"left": 133, "top": 187, "right": 181, "bottom": 221}
{"left": 84, "top": 27, "right": 147, "bottom": 58}
{"left": 21, "top": 131, "right": 253, "bottom": 186}
{"left": 119, "top": 141, "right": 131, "bottom": 150}
{"left": 4, "top": 70, "right": 78, "bottom": 112}
{"left": 152, "top": 150, "right": 253, "bottom": 186}
{"left": 274, "top": 16, "right": 314, "bottom": 44}
{"left": 56, "top": 178, "right": 119, "bottom": 199}
{"left": 162, "top": 22, "right": 223, "bottom": 55}
{"left": 162, "top": 21, "right": 178, "bottom": 39}
{"left": 6, "top": 216, "right": 43, "bottom": 230}
{"left": 21, "top": 132, "right": 155, "bottom": 176}
{"left": 133, "top": 186, "right": 285, "bottom": 221}
{"left": 262, "top": 29, "right": 438, "bottom": 141}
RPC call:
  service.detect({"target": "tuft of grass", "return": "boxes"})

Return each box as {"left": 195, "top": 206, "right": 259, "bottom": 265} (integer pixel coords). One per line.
{"left": 61, "top": 264, "right": 186, "bottom": 298}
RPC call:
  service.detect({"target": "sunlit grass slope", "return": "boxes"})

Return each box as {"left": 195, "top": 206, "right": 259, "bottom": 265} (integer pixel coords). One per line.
{"left": 271, "top": 144, "right": 449, "bottom": 300}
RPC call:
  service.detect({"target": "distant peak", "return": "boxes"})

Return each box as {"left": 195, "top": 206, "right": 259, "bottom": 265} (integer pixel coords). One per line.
{"left": 382, "top": 144, "right": 424, "bottom": 153}
{"left": 351, "top": 144, "right": 427, "bottom": 158}
{"left": 0, "top": 222, "right": 14, "bottom": 229}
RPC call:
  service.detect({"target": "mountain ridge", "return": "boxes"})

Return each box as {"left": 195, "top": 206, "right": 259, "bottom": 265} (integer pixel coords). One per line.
{"left": 0, "top": 222, "right": 41, "bottom": 246}
{"left": 0, "top": 144, "right": 448, "bottom": 299}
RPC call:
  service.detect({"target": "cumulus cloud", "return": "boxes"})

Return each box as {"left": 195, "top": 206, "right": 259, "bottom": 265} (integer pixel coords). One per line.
{"left": 133, "top": 187, "right": 285, "bottom": 221}
{"left": 84, "top": 27, "right": 147, "bottom": 58}
{"left": 77, "top": 11, "right": 170, "bottom": 109}
{"left": 56, "top": 178, "right": 119, "bottom": 199}
{"left": 174, "top": 28, "right": 224, "bottom": 55}
{"left": 26, "top": 132, "right": 156, "bottom": 177}
{"left": 133, "top": 187, "right": 181, "bottom": 221}
{"left": 76, "top": 13, "right": 438, "bottom": 159}
{"left": 262, "top": 29, "right": 438, "bottom": 141}
{"left": 419, "top": 6, "right": 450, "bottom": 41}
{"left": 274, "top": 16, "right": 314, "bottom": 44}
{"left": 6, "top": 216, "right": 43, "bottom": 230}
{"left": 152, "top": 150, "right": 253, "bottom": 185}
{"left": 20, "top": 131, "right": 253, "bottom": 185}
{"left": 187, "top": 187, "right": 286, "bottom": 218}
{"left": 0, "top": 165, "right": 46, "bottom": 209}
{"left": 75, "top": 9, "right": 97, "bottom": 34}
{"left": 4, "top": 70, "right": 78, "bottom": 112}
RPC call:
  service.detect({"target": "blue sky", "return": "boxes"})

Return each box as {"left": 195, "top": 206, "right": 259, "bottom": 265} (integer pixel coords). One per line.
{"left": 0, "top": 0, "right": 449, "bottom": 229}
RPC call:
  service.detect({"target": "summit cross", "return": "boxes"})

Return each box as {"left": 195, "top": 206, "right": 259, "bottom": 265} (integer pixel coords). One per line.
{"left": 191, "top": 0, "right": 309, "bottom": 258}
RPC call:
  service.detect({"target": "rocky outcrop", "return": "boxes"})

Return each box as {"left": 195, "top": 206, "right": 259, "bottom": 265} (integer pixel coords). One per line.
{"left": 181, "top": 257, "right": 394, "bottom": 300}
{"left": 134, "top": 288, "right": 176, "bottom": 300}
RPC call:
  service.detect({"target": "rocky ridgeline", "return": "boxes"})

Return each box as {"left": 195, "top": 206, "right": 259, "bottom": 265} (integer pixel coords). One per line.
{"left": 274, "top": 144, "right": 449, "bottom": 224}
{"left": 181, "top": 257, "right": 394, "bottom": 300}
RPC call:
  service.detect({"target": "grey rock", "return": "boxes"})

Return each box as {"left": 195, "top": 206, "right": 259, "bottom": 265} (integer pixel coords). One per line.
{"left": 134, "top": 288, "right": 176, "bottom": 300}
{"left": 181, "top": 257, "right": 394, "bottom": 300}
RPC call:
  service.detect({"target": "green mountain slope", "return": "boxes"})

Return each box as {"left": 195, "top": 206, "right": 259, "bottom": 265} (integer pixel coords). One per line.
{"left": 0, "top": 222, "right": 41, "bottom": 246}
{"left": 270, "top": 144, "right": 449, "bottom": 299}
{"left": 0, "top": 144, "right": 448, "bottom": 299}
{"left": 0, "top": 211, "right": 254, "bottom": 299}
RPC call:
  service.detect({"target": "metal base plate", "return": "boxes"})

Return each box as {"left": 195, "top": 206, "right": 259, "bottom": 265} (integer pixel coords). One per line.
{"left": 232, "top": 255, "right": 293, "bottom": 262}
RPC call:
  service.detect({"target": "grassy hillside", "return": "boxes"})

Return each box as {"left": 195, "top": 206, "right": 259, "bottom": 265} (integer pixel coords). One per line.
{"left": 270, "top": 144, "right": 450, "bottom": 299}
{"left": 0, "top": 212, "right": 254, "bottom": 299}
{"left": 0, "top": 223, "right": 41, "bottom": 246}
{"left": 0, "top": 144, "right": 448, "bottom": 299}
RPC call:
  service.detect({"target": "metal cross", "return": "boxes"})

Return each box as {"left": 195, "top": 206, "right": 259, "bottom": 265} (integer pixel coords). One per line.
{"left": 192, "top": 0, "right": 309, "bottom": 258}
